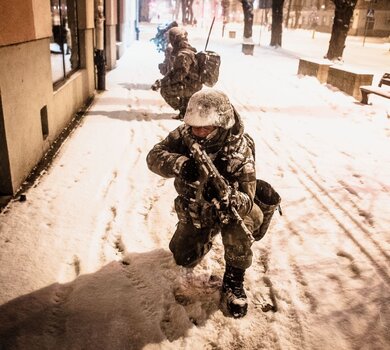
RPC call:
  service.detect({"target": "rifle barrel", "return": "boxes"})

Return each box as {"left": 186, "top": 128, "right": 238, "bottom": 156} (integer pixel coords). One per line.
{"left": 205, "top": 16, "right": 216, "bottom": 51}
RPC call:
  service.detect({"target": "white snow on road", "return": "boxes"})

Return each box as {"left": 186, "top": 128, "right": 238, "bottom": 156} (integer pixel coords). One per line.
{"left": 0, "top": 24, "right": 389, "bottom": 349}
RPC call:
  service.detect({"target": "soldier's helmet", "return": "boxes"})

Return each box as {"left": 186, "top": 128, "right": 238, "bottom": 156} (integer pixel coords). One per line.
{"left": 184, "top": 89, "right": 235, "bottom": 129}
{"left": 168, "top": 27, "right": 188, "bottom": 46}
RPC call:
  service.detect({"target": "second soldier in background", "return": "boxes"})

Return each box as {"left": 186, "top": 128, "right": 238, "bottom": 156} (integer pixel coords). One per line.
{"left": 152, "top": 27, "right": 202, "bottom": 120}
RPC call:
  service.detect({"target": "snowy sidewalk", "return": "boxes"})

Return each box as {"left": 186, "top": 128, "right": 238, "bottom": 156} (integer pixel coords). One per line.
{"left": 1, "top": 26, "right": 390, "bottom": 350}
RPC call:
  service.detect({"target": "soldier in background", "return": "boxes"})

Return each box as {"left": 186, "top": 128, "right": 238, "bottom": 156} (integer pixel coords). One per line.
{"left": 152, "top": 27, "right": 202, "bottom": 120}
{"left": 158, "top": 42, "right": 173, "bottom": 76}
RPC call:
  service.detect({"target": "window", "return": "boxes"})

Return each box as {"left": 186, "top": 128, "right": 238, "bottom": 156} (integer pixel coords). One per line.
{"left": 50, "top": 0, "right": 79, "bottom": 85}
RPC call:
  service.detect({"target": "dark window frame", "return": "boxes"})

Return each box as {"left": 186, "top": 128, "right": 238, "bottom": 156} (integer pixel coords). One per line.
{"left": 50, "top": 0, "right": 80, "bottom": 88}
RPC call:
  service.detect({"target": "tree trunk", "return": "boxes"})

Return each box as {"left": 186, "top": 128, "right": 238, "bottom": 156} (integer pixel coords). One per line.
{"left": 285, "top": 0, "right": 292, "bottom": 28}
{"left": 325, "top": 0, "right": 357, "bottom": 60}
{"left": 270, "top": 0, "right": 284, "bottom": 47}
{"left": 181, "top": 0, "right": 194, "bottom": 25}
{"left": 293, "top": 0, "right": 303, "bottom": 29}
{"left": 222, "top": 0, "right": 230, "bottom": 24}
{"left": 241, "top": 0, "right": 254, "bottom": 39}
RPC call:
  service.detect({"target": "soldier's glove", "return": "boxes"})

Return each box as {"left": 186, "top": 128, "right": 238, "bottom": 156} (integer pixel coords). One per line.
{"left": 151, "top": 79, "right": 161, "bottom": 91}
{"left": 179, "top": 158, "right": 200, "bottom": 183}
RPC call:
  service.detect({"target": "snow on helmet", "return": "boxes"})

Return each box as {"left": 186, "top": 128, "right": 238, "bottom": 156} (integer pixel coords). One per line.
{"left": 184, "top": 89, "right": 235, "bottom": 129}
{"left": 168, "top": 27, "right": 188, "bottom": 45}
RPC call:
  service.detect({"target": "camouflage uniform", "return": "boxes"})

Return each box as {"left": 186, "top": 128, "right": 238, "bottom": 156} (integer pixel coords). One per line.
{"left": 158, "top": 44, "right": 173, "bottom": 76}
{"left": 159, "top": 31, "right": 203, "bottom": 115}
{"left": 146, "top": 109, "right": 262, "bottom": 270}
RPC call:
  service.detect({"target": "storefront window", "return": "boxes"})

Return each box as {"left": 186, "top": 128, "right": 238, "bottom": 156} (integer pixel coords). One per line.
{"left": 50, "top": 0, "right": 79, "bottom": 85}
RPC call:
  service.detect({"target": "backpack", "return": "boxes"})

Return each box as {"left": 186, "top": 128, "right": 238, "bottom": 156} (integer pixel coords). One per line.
{"left": 196, "top": 51, "right": 221, "bottom": 87}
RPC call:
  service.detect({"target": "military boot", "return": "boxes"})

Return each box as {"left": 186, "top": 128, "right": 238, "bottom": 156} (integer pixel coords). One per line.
{"left": 221, "top": 265, "right": 247, "bottom": 318}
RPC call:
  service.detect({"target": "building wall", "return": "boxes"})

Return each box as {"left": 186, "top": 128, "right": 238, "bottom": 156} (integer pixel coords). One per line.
{"left": 0, "top": 0, "right": 36, "bottom": 45}
{"left": 0, "top": 39, "right": 54, "bottom": 194}
{"left": 105, "top": 0, "right": 138, "bottom": 69}
{"left": 351, "top": 9, "right": 390, "bottom": 36}
{"left": 106, "top": 0, "right": 119, "bottom": 69}
{"left": 0, "top": 0, "right": 95, "bottom": 195}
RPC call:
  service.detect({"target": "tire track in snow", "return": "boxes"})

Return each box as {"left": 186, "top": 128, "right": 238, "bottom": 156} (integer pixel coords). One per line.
{"left": 270, "top": 124, "right": 390, "bottom": 263}
{"left": 250, "top": 111, "right": 390, "bottom": 276}
{"left": 294, "top": 130, "right": 390, "bottom": 196}
{"left": 300, "top": 141, "right": 389, "bottom": 233}
{"left": 290, "top": 154, "right": 390, "bottom": 266}
{"left": 262, "top": 137, "right": 390, "bottom": 285}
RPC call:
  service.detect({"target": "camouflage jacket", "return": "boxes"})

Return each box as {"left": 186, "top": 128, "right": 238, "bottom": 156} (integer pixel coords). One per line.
{"left": 160, "top": 41, "right": 202, "bottom": 93}
{"left": 158, "top": 44, "right": 172, "bottom": 75}
{"left": 146, "top": 110, "right": 257, "bottom": 224}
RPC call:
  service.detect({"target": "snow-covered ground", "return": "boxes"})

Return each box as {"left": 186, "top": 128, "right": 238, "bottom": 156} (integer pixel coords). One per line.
{"left": 1, "top": 24, "right": 389, "bottom": 349}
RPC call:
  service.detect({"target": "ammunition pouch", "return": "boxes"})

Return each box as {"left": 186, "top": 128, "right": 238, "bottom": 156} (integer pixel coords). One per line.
{"left": 253, "top": 179, "right": 281, "bottom": 241}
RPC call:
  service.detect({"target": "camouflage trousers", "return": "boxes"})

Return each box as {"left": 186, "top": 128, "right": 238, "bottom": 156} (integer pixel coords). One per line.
{"left": 169, "top": 203, "right": 263, "bottom": 270}
{"left": 160, "top": 82, "right": 202, "bottom": 112}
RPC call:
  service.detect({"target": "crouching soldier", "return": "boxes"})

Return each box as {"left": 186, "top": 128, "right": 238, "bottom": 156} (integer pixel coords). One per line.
{"left": 146, "top": 89, "right": 282, "bottom": 318}
{"left": 151, "top": 27, "right": 202, "bottom": 120}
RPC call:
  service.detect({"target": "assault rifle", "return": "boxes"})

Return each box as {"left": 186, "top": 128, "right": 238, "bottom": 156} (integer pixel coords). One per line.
{"left": 190, "top": 142, "right": 255, "bottom": 243}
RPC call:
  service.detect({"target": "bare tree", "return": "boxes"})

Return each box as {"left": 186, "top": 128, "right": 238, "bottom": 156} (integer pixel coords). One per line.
{"left": 241, "top": 0, "right": 254, "bottom": 39}
{"left": 181, "top": 0, "right": 195, "bottom": 25}
{"left": 293, "top": 0, "right": 304, "bottom": 29}
{"left": 270, "top": 0, "right": 285, "bottom": 47}
{"left": 222, "top": 0, "right": 230, "bottom": 37}
{"left": 325, "top": 0, "right": 358, "bottom": 60}
{"left": 222, "top": 0, "right": 230, "bottom": 23}
{"left": 285, "top": 0, "right": 293, "bottom": 28}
